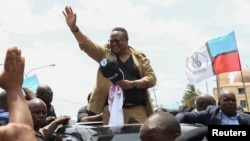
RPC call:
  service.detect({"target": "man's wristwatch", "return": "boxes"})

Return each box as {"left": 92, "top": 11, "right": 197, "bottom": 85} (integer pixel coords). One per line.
{"left": 71, "top": 26, "right": 79, "bottom": 33}
{"left": 133, "top": 80, "right": 137, "bottom": 89}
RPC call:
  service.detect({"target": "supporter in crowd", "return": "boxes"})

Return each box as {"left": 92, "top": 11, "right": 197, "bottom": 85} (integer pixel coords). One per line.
{"left": 81, "top": 113, "right": 103, "bottom": 122}
{"left": 194, "top": 94, "right": 216, "bottom": 112}
{"left": 0, "top": 46, "right": 36, "bottom": 141}
{"left": 176, "top": 90, "right": 250, "bottom": 125}
{"left": 62, "top": 6, "right": 157, "bottom": 125}
{"left": 140, "top": 112, "right": 181, "bottom": 141}
{"left": 0, "top": 90, "right": 36, "bottom": 125}
{"left": 77, "top": 92, "right": 102, "bottom": 122}
{"left": 28, "top": 98, "right": 70, "bottom": 141}
{"left": 77, "top": 92, "right": 92, "bottom": 121}
{"left": 0, "top": 91, "right": 8, "bottom": 125}
{"left": 36, "top": 84, "right": 57, "bottom": 124}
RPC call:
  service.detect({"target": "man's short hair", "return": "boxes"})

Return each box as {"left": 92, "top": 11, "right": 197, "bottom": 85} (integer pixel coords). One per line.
{"left": 111, "top": 27, "right": 129, "bottom": 39}
{"left": 0, "top": 91, "right": 7, "bottom": 109}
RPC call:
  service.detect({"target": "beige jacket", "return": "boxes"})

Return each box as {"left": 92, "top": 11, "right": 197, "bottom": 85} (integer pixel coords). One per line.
{"left": 79, "top": 36, "right": 157, "bottom": 116}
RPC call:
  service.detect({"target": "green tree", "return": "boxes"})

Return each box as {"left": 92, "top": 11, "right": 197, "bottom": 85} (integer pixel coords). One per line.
{"left": 181, "top": 84, "right": 201, "bottom": 108}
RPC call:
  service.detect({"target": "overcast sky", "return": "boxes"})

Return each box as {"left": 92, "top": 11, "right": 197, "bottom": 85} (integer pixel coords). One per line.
{"left": 0, "top": 0, "right": 250, "bottom": 118}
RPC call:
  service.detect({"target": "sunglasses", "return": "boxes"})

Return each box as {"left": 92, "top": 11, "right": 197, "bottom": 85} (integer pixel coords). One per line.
{"left": 108, "top": 38, "right": 122, "bottom": 44}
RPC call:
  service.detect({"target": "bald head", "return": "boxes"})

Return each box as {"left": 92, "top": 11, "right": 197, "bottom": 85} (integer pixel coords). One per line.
{"left": 27, "top": 98, "right": 46, "bottom": 109}
{"left": 27, "top": 98, "right": 47, "bottom": 131}
{"left": 140, "top": 112, "right": 181, "bottom": 141}
{"left": 195, "top": 94, "right": 216, "bottom": 111}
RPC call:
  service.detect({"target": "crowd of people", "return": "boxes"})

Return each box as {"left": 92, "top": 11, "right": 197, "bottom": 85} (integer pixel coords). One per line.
{"left": 0, "top": 47, "right": 71, "bottom": 141}
{"left": 0, "top": 5, "right": 250, "bottom": 141}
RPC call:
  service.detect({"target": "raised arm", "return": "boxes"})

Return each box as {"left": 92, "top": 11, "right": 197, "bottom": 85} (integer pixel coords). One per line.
{"left": 62, "top": 6, "right": 87, "bottom": 44}
{"left": 0, "top": 46, "right": 36, "bottom": 141}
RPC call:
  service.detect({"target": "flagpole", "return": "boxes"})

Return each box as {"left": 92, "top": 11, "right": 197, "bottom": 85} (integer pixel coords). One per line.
{"left": 206, "top": 81, "right": 209, "bottom": 94}
{"left": 152, "top": 86, "right": 158, "bottom": 107}
{"left": 233, "top": 31, "right": 248, "bottom": 111}
{"left": 216, "top": 75, "right": 221, "bottom": 97}
{"left": 240, "top": 71, "right": 249, "bottom": 111}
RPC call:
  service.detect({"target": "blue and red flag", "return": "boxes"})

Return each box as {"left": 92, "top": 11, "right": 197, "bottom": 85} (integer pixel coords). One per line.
{"left": 186, "top": 31, "right": 242, "bottom": 84}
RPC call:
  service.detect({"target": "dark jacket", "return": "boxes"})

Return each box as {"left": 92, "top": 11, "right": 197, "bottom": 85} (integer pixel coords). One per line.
{"left": 176, "top": 106, "right": 250, "bottom": 125}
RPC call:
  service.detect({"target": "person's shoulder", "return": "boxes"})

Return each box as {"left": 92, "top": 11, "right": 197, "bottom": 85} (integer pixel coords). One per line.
{"left": 205, "top": 105, "right": 220, "bottom": 113}
{"left": 78, "top": 106, "right": 88, "bottom": 113}
{"left": 206, "top": 105, "right": 218, "bottom": 110}
{"left": 129, "top": 46, "right": 146, "bottom": 56}
{"left": 238, "top": 111, "right": 250, "bottom": 124}
{"left": 49, "top": 104, "right": 56, "bottom": 110}
{"left": 239, "top": 111, "right": 250, "bottom": 117}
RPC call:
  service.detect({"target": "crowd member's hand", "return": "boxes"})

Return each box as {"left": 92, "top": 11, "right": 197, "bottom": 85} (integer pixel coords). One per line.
{"left": 55, "top": 115, "right": 71, "bottom": 125}
{"left": 0, "top": 47, "right": 24, "bottom": 91}
{"left": 80, "top": 113, "right": 103, "bottom": 122}
{"left": 62, "top": 6, "right": 77, "bottom": 31}
{"left": 23, "top": 87, "right": 36, "bottom": 100}
{"left": 0, "top": 46, "right": 36, "bottom": 141}
{"left": 46, "top": 116, "right": 56, "bottom": 123}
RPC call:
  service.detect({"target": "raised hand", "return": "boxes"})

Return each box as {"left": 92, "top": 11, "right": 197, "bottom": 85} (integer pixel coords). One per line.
{"left": 62, "top": 6, "right": 77, "bottom": 30}
{"left": 0, "top": 47, "right": 36, "bottom": 141}
{"left": 0, "top": 46, "right": 24, "bottom": 91}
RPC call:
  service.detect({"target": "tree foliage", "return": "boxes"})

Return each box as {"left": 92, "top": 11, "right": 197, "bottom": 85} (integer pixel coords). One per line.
{"left": 181, "top": 84, "right": 201, "bottom": 108}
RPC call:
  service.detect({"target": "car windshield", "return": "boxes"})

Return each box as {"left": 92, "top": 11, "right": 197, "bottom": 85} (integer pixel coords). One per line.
{"left": 87, "top": 124, "right": 141, "bottom": 141}
{"left": 51, "top": 122, "right": 206, "bottom": 141}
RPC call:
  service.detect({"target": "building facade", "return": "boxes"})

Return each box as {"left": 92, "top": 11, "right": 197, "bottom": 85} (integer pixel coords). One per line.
{"left": 213, "top": 68, "right": 250, "bottom": 112}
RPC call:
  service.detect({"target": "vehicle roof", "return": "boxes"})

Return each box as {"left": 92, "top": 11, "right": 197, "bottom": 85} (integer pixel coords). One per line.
{"left": 53, "top": 122, "right": 206, "bottom": 141}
